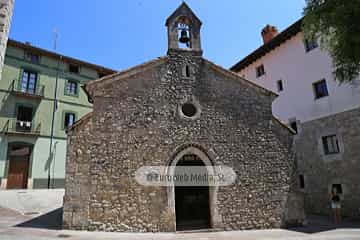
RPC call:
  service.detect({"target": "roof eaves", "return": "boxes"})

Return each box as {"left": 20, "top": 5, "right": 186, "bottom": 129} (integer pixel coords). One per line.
{"left": 272, "top": 116, "right": 296, "bottom": 135}
{"left": 85, "top": 56, "right": 167, "bottom": 96}
{"left": 230, "top": 18, "right": 303, "bottom": 72}
{"left": 204, "top": 58, "right": 278, "bottom": 98}
{"left": 66, "top": 112, "right": 93, "bottom": 133}
{"left": 7, "top": 39, "right": 116, "bottom": 74}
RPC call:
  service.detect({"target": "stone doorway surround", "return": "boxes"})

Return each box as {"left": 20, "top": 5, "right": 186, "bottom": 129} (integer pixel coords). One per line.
{"left": 166, "top": 145, "right": 222, "bottom": 231}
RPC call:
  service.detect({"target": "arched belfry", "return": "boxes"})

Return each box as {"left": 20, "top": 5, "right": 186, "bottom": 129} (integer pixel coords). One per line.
{"left": 166, "top": 2, "right": 202, "bottom": 54}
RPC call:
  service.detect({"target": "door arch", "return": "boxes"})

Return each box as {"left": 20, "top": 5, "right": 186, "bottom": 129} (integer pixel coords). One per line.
{"left": 167, "top": 145, "right": 221, "bottom": 231}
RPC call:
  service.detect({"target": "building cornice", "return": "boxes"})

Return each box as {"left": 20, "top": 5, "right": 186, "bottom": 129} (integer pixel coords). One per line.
{"left": 7, "top": 39, "right": 116, "bottom": 75}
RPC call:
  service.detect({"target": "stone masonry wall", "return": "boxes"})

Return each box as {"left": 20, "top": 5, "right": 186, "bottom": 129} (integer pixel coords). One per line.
{"left": 295, "top": 107, "right": 360, "bottom": 218}
{"left": 270, "top": 118, "right": 305, "bottom": 226}
{"left": 63, "top": 116, "right": 92, "bottom": 230}
{"left": 63, "top": 50, "right": 299, "bottom": 231}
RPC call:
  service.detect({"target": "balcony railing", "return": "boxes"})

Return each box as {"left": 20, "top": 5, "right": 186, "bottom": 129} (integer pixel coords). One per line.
{"left": 10, "top": 80, "right": 45, "bottom": 98}
{"left": 1, "top": 119, "right": 41, "bottom": 135}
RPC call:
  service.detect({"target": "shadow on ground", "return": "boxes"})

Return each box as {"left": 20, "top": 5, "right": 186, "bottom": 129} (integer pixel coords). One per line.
{"left": 16, "top": 207, "right": 63, "bottom": 230}
{"left": 11, "top": 209, "right": 360, "bottom": 234}
{"left": 288, "top": 214, "right": 360, "bottom": 234}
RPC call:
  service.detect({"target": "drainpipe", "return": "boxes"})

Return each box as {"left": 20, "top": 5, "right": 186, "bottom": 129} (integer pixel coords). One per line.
{"left": 48, "top": 55, "right": 62, "bottom": 189}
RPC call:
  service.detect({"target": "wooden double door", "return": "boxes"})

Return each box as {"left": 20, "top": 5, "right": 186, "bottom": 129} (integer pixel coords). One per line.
{"left": 7, "top": 145, "right": 31, "bottom": 189}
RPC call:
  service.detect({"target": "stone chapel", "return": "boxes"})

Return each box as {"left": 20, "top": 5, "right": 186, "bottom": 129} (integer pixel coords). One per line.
{"left": 63, "top": 3, "right": 303, "bottom": 232}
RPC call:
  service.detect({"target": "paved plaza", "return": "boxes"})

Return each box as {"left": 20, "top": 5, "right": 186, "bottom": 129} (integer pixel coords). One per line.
{"left": 0, "top": 190, "right": 359, "bottom": 240}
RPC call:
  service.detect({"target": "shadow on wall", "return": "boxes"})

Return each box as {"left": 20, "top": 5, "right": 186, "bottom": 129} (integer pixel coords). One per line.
{"left": 0, "top": 94, "right": 15, "bottom": 121}
{"left": 283, "top": 190, "right": 306, "bottom": 228}
{"left": 16, "top": 207, "right": 63, "bottom": 230}
{"left": 44, "top": 141, "right": 59, "bottom": 172}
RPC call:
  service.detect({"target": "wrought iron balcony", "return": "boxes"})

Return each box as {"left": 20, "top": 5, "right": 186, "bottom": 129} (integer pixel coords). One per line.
{"left": 10, "top": 80, "right": 45, "bottom": 98}
{"left": 1, "top": 119, "right": 41, "bottom": 136}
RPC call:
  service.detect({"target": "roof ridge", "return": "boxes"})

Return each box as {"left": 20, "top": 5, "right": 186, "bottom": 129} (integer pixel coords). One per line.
{"left": 165, "top": 2, "right": 202, "bottom": 26}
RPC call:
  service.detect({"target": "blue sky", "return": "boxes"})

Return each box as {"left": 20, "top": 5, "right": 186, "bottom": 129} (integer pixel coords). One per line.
{"left": 10, "top": 0, "right": 305, "bottom": 70}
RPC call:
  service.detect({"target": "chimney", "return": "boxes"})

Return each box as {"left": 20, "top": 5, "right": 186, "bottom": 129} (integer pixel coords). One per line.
{"left": 261, "top": 24, "right": 278, "bottom": 44}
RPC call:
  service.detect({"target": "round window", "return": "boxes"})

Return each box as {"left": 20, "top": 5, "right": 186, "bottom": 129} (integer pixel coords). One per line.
{"left": 181, "top": 103, "right": 197, "bottom": 118}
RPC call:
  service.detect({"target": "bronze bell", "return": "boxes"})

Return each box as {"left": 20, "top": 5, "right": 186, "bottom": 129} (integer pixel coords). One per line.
{"left": 179, "top": 29, "right": 190, "bottom": 44}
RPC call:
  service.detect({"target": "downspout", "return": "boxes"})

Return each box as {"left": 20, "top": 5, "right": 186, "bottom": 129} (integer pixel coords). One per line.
{"left": 48, "top": 55, "right": 62, "bottom": 189}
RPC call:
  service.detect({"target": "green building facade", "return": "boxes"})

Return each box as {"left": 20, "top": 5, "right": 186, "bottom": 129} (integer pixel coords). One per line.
{"left": 0, "top": 40, "right": 115, "bottom": 189}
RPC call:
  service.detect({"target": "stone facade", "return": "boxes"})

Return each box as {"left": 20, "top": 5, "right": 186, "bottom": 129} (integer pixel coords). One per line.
{"left": 295, "top": 107, "right": 360, "bottom": 218}
{"left": 63, "top": 3, "right": 303, "bottom": 232}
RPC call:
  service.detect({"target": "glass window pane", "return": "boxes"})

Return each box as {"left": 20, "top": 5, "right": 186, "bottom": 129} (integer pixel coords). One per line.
{"left": 67, "top": 81, "right": 77, "bottom": 94}
{"left": 22, "top": 71, "right": 28, "bottom": 80}
{"left": 29, "top": 73, "right": 36, "bottom": 81}
{"left": 69, "top": 114, "right": 74, "bottom": 125}
{"left": 328, "top": 137, "right": 334, "bottom": 153}
{"left": 21, "top": 72, "right": 29, "bottom": 91}
{"left": 323, "top": 135, "right": 339, "bottom": 154}
{"left": 65, "top": 113, "right": 76, "bottom": 127}
{"left": 21, "top": 82, "right": 27, "bottom": 89}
